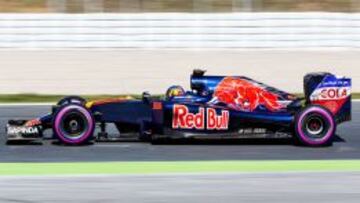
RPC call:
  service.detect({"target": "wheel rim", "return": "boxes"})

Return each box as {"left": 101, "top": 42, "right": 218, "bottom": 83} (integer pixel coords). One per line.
{"left": 304, "top": 114, "right": 325, "bottom": 137}
{"left": 60, "top": 111, "right": 89, "bottom": 140}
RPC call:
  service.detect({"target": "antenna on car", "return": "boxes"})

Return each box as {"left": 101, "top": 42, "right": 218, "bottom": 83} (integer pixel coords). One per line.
{"left": 192, "top": 69, "right": 206, "bottom": 77}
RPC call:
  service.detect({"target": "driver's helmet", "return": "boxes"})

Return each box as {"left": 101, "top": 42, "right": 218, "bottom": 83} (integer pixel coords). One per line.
{"left": 165, "top": 85, "right": 185, "bottom": 100}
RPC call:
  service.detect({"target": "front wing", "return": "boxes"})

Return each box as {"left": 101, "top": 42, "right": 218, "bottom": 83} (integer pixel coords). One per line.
{"left": 6, "top": 120, "right": 43, "bottom": 142}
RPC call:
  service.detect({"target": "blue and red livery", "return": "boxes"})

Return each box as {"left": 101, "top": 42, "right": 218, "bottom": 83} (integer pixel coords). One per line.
{"left": 6, "top": 70, "right": 351, "bottom": 147}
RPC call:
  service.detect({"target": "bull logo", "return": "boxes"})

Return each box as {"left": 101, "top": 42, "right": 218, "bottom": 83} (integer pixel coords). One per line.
{"left": 212, "top": 77, "right": 283, "bottom": 112}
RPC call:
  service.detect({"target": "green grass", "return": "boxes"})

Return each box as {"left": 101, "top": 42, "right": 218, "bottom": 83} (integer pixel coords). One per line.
{"left": 0, "top": 93, "right": 358, "bottom": 103}
{"left": 0, "top": 160, "right": 359, "bottom": 176}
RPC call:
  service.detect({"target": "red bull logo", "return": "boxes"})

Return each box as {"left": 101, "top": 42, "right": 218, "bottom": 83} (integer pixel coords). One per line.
{"left": 172, "top": 104, "right": 229, "bottom": 130}
{"left": 213, "top": 77, "right": 284, "bottom": 112}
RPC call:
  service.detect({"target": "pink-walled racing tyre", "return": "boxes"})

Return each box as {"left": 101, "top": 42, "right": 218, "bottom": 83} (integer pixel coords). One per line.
{"left": 294, "top": 105, "right": 336, "bottom": 147}
{"left": 53, "top": 104, "right": 95, "bottom": 145}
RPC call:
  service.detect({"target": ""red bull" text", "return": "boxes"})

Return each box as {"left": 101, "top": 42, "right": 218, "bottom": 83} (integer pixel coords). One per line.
{"left": 172, "top": 104, "right": 229, "bottom": 130}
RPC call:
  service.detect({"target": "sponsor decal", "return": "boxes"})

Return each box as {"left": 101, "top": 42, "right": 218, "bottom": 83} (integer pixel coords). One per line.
{"left": 310, "top": 76, "right": 351, "bottom": 114}
{"left": 172, "top": 104, "right": 229, "bottom": 130}
{"left": 7, "top": 126, "right": 39, "bottom": 135}
{"left": 206, "top": 108, "right": 229, "bottom": 130}
{"left": 212, "top": 76, "right": 284, "bottom": 112}
{"left": 152, "top": 102, "right": 163, "bottom": 110}
{"left": 310, "top": 87, "right": 350, "bottom": 101}
{"left": 319, "top": 78, "right": 351, "bottom": 87}
{"left": 25, "top": 119, "right": 41, "bottom": 127}
{"left": 238, "top": 128, "right": 266, "bottom": 134}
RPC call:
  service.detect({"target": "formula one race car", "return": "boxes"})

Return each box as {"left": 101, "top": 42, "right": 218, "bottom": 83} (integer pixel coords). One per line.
{"left": 6, "top": 70, "right": 351, "bottom": 147}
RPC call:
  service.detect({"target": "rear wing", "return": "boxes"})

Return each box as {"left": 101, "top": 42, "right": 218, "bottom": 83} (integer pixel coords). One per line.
{"left": 304, "top": 72, "right": 351, "bottom": 123}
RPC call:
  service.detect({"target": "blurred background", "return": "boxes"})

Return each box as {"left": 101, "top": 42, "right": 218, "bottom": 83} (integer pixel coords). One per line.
{"left": 0, "top": 0, "right": 358, "bottom": 95}
{"left": 1, "top": 0, "right": 360, "bottom": 13}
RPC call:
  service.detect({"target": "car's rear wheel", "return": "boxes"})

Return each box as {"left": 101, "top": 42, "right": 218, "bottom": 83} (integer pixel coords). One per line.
{"left": 53, "top": 104, "right": 95, "bottom": 145}
{"left": 294, "top": 105, "right": 336, "bottom": 147}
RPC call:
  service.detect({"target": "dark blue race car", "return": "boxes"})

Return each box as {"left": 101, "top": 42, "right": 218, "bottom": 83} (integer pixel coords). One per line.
{"left": 6, "top": 70, "right": 351, "bottom": 147}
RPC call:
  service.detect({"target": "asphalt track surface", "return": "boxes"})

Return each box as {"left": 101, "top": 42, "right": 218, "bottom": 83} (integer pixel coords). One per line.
{"left": 1, "top": 172, "right": 360, "bottom": 203}
{"left": 0, "top": 102, "right": 359, "bottom": 162}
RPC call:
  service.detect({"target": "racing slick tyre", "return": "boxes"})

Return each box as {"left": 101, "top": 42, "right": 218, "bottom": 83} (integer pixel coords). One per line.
{"left": 294, "top": 105, "right": 336, "bottom": 147}
{"left": 52, "top": 104, "right": 95, "bottom": 145}
{"left": 57, "top": 96, "right": 86, "bottom": 106}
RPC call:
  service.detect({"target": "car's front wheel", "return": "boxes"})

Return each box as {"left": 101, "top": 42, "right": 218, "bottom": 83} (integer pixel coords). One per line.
{"left": 53, "top": 104, "right": 95, "bottom": 145}
{"left": 294, "top": 105, "right": 336, "bottom": 147}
